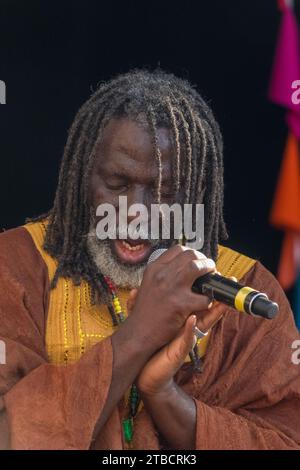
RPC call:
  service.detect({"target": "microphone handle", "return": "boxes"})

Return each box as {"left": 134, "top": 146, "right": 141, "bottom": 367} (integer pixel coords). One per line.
{"left": 192, "top": 273, "right": 279, "bottom": 320}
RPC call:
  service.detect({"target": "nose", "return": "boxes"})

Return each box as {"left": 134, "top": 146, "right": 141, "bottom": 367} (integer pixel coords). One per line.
{"left": 126, "top": 185, "right": 151, "bottom": 225}
{"left": 127, "top": 184, "right": 148, "bottom": 207}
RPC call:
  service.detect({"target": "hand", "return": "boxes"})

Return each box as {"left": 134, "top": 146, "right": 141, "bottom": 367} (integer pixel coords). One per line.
{"left": 126, "top": 245, "right": 218, "bottom": 355}
{"left": 136, "top": 315, "right": 197, "bottom": 397}
{"left": 126, "top": 288, "right": 138, "bottom": 315}
{"left": 127, "top": 277, "right": 235, "bottom": 398}
{"left": 127, "top": 287, "right": 225, "bottom": 340}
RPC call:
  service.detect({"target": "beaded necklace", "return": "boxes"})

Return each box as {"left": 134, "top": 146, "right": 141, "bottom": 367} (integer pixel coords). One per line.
{"left": 103, "top": 275, "right": 141, "bottom": 446}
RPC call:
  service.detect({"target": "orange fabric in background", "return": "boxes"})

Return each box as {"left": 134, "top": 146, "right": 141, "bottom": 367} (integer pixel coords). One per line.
{"left": 270, "top": 133, "right": 300, "bottom": 233}
{"left": 277, "top": 231, "right": 297, "bottom": 289}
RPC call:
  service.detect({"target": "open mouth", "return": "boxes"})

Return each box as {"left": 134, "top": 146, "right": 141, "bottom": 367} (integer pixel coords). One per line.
{"left": 112, "top": 238, "right": 153, "bottom": 264}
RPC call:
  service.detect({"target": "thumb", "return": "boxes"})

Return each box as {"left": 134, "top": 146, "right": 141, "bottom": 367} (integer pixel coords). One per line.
{"left": 178, "top": 315, "right": 197, "bottom": 358}
{"left": 167, "top": 315, "right": 197, "bottom": 369}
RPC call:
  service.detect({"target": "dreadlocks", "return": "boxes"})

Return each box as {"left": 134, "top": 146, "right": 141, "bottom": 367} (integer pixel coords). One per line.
{"left": 29, "top": 69, "right": 228, "bottom": 301}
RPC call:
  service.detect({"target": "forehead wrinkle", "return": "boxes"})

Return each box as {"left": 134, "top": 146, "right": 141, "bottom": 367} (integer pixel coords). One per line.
{"left": 110, "top": 135, "right": 174, "bottom": 164}
{"left": 94, "top": 118, "right": 175, "bottom": 184}
{"left": 99, "top": 118, "right": 174, "bottom": 157}
{"left": 109, "top": 156, "right": 172, "bottom": 185}
{"left": 98, "top": 144, "right": 173, "bottom": 181}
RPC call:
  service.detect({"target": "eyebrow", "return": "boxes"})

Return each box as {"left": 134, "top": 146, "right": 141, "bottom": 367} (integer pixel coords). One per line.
{"left": 105, "top": 168, "right": 172, "bottom": 186}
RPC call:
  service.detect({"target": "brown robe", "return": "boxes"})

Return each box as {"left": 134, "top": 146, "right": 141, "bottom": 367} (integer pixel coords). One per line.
{"left": 0, "top": 226, "right": 299, "bottom": 450}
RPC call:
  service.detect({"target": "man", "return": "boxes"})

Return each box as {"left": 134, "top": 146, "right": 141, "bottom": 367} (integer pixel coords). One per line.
{"left": 0, "top": 69, "right": 299, "bottom": 450}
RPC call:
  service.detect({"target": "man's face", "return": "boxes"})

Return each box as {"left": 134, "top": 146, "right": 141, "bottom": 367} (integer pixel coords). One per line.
{"left": 86, "top": 117, "right": 180, "bottom": 288}
{"left": 89, "top": 117, "right": 179, "bottom": 268}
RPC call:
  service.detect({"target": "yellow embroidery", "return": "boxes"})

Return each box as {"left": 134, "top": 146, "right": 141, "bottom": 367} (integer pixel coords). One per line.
{"left": 23, "top": 221, "right": 256, "bottom": 366}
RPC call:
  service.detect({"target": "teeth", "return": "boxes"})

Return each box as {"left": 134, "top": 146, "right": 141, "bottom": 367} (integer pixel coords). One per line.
{"left": 121, "top": 241, "right": 145, "bottom": 251}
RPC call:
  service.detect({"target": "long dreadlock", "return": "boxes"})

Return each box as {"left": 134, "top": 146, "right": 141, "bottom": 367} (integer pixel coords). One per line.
{"left": 28, "top": 69, "right": 228, "bottom": 303}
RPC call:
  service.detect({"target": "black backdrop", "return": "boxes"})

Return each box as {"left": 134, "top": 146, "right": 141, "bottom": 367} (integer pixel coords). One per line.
{"left": 1, "top": 0, "right": 299, "bottom": 277}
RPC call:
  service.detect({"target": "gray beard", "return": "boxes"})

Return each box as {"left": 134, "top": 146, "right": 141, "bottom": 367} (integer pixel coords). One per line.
{"left": 86, "top": 230, "right": 148, "bottom": 289}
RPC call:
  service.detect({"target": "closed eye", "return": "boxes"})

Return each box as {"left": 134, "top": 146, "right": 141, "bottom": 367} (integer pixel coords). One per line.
{"left": 106, "top": 182, "right": 129, "bottom": 191}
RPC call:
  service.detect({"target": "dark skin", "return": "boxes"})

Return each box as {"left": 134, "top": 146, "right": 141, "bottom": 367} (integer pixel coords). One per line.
{"left": 91, "top": 118, "right": 177, "bottom": 210}
{"left": 90, "top": 118, "right": 224, "bottom": 449}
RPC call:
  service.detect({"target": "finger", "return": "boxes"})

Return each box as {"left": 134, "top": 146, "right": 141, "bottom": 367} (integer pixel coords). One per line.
{"left": 167, "top": 315, "right": 197, "bottom": 368}
{"left": 217, "top": 273, "right": 237, "bottom": 282}
{"left": 195, "top": 301, "right": 225, "bottom": 332}
{"left": 148, "top": 246, "right": 215, "bottom": 289}
{"left": 180, "top": 257, "right": 216, "bottom": 286}
{"left": 153, "top": 245, "right": 208, "bottom": 267}
{"left": 129, "top": 288, "right": 138, "bottom": 299}
{"left": 185, "top": 290, "right": 214, "bottom": 312}
{"left": 127, "top": 288, "right": 138, "bottom": 314}
{"left": 179, "top": 315, "right": 197, "bottom": 356}
{"left": 126, "top": 299, "right": 134, "bottom": 314}
{"left": 148, "top": 244, "right": 191, "bottom": 265}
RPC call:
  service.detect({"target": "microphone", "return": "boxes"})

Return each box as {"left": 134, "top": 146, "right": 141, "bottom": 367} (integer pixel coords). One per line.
{"left": 148, "top": 249, "right": 279, "bottom": 320}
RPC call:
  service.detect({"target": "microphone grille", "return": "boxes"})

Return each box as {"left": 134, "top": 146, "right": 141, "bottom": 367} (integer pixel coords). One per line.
{"left": 147, "top": 248, "right": 167, "bottom": 264}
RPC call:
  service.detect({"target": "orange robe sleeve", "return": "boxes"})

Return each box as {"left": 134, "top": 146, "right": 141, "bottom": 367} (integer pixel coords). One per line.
{"left": 192, "top": 261, "right": 300, "bottom": 449}
{"left": 0, "top": 227, "right": 113, "bottom": 450}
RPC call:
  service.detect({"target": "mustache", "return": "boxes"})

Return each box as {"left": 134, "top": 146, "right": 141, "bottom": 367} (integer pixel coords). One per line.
{"left": 116, "top": 223, "right": 157, "bottom": 242}
{"left": 87, "top": 223, "right": 161, "bottom": 247}
{"left": 86, "top": 227, "right": 174, "bottom": 254}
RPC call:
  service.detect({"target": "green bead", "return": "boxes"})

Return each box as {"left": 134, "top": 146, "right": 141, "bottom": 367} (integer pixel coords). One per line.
{"left": 129, "top": 384, "right": 140, "bottom": 417}
{"left": 123, "top": 418, "right": 133, "bottom": 443}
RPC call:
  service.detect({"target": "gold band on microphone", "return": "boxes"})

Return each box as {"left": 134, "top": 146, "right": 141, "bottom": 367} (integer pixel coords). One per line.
{"left": 234, "top": 286, "right": 256, "bottom": 313}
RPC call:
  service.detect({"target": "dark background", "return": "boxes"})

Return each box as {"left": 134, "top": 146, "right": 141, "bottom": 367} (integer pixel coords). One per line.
{"left": 1, "top": 0, "right": 299, "bottom": 277}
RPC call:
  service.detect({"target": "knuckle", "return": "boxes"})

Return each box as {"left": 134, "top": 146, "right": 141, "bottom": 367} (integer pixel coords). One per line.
{"left": 152, "top": 269, "right": 166, "bottom": 285}
{"left": 189, "top": 259, "right": 203, "bottom": 272}
{"left": 173, "top": 244, "right": 186, "bottom": 253}
{"left": 167, "top": 244, "right": 186, "bottom": 257}
{"left": 196, "top": 257, "right": 215, "bottom": 271}
{"left": 183, "top": 249, "right": 201, "bottom": 261}
{"left": 192, "top": 250, "right": 207, "bottom": 261}
{"left": 185, "top": 249, "right": 206, "bottom": 260}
